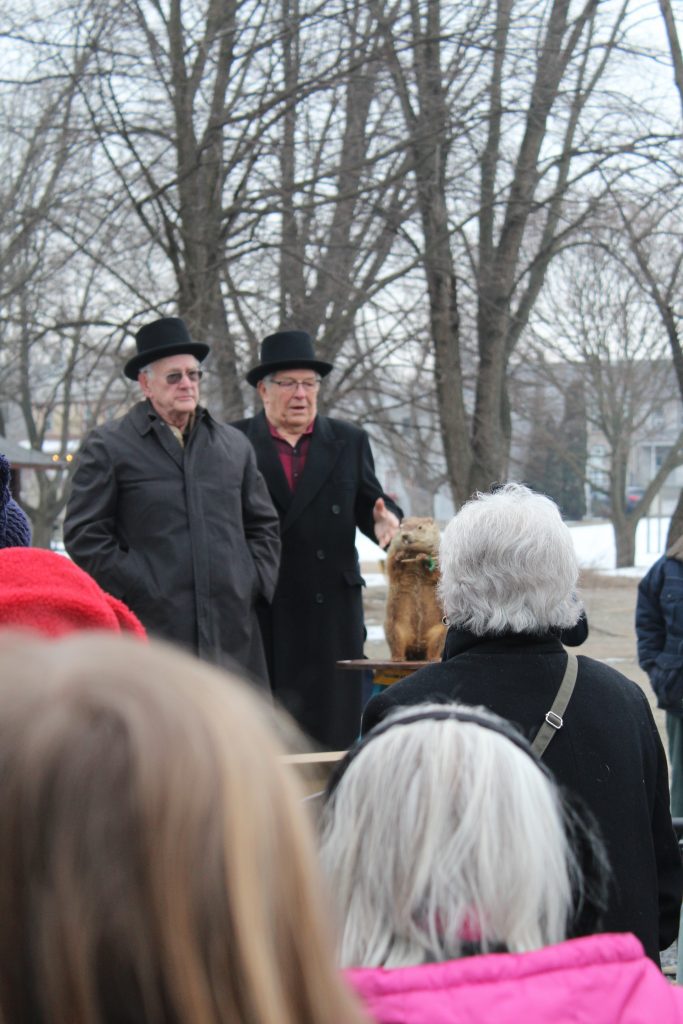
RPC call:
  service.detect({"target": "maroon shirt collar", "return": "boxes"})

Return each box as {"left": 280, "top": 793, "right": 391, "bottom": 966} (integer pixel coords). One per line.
{"left": 266, "top": 418, "right": 315, "bottom": 442}
{"left": 267, "top": 418, "right": 315, "bottom": 490}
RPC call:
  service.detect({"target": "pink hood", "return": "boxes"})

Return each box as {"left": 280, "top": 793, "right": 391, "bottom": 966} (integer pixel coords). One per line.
{"left": 347, "top": 933, "right": 683, "bottom": 1024}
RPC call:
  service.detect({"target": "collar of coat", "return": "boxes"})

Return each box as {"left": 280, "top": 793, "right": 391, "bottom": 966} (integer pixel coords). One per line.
{"left": 134, "top": 400, "right": 210, "bottom": 435}
{"left": 442, "top": 627, "right": 564, "bottom": 661}
{"left": 666, "top": 534, "right": 683, "bottom": 560}
{"left": 242, "top": 411, "right": 347, "bottom": 529}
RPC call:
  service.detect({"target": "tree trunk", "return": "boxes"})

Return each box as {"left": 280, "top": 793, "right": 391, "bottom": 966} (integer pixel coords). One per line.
{"left": 613, "top": 516, "right": 638, "bottom": 568}
{"left": 181, "top": 281, "right": 243, "bottom": 420}
{"left": 28, "top": 508, "right": 55, "bottom": 549}
{"left": 667, "top": 489, "right": 683, "bottom": 549}
{"left": 386, "top": 0, "right": 472, "bottom": 506}
{"left": 658, "top": 0, "right": 683, "bottom": 120}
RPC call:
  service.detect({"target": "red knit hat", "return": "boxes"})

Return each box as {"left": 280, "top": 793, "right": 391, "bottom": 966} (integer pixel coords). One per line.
{"left": 0, "top": 548, "right": 146, "bottom": 638}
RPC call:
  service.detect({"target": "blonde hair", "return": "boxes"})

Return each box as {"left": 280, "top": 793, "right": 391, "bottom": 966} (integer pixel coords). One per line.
{"left": 0, "top": 631, "right": 367, "bottom": 1024}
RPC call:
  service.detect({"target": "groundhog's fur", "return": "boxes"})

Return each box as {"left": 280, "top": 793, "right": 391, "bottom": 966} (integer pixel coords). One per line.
{"left": 384, "top": 517, "right": 447, "bottom": 662}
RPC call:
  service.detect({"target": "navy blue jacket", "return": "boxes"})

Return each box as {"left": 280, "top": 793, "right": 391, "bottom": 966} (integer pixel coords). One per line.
{"left": 636, "top": 556, "right": 683, "bottom": 714}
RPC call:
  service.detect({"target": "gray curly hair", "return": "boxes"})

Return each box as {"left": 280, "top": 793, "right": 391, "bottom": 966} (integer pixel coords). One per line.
{"left": 437, "top": 482, "right": 582, "bottom": 635}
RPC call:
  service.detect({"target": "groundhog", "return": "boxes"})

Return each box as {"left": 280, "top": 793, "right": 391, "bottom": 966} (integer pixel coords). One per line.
{"left": 384, "top": 517, "right": 447, "bottom": 662}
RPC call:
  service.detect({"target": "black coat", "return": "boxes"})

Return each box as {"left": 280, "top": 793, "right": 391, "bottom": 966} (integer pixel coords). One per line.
{"left": 636, "top": 555, "right": 683, "bottom": 713}
{"left": 233, "top": 411, "right": 402, "bottom": 749}
{"left": 64, "top": 401, "right": 281, "bottom": 682}
{"left": 362, "top": 629, "right": 683, "bottom": 964}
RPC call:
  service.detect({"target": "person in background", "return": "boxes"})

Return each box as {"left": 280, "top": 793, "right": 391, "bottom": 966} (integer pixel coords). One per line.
{"left": 233, "top": 329, "right": 402, "bottom": 749}
{"left": 636, "top": 537, "right": 683, "bottom": 817}
{"left": 64, "top": 316, "right": 280, "bottom": 683}
{"left": 0, "top": 452, "right": 31, "bottom": 547}
{"left": 0, "top": 459, "right": 143, "bottom": 639}
{"left": 320, "top": 704, "right": 683, "bottom": 1023}
{"left": 636, "top": 538, "right": 683, "bottom": 985}
{"left": 0, "top": 631, "right": 369, "bottom": 1024}
{"left": 362, "top": 482, "right": 682, "bottom": 964}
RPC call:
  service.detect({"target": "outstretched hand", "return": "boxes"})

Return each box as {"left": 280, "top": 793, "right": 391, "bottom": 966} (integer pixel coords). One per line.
{"left": 373, "top": 497, "right": 400, "bottom": 549}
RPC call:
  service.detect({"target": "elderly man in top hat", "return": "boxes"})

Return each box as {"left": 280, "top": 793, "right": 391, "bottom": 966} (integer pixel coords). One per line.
{"left": 64, "top": 316, "right": 280, "bottom": 683}
{"left": 233, "top": 329, "right": 402, "bottom": 748}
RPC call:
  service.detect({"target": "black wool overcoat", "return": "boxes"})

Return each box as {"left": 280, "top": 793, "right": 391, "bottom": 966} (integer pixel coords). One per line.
{"left": 64, "top": 401, "right": 281, "bottom": 683}
{"left": 233, "top": 411, "right": 402, "bottom": 749}
{"left": 362, "top": 629, "right": 683, "bottom": 965}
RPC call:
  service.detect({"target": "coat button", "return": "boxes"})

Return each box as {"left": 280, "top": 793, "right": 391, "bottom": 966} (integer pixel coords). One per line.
{"left": 315, "top": 593, "right": 324, "bottom": 603}
{"left": 331, "top": 504, "right": 341, "bottom": 514}
{"left": 316, "top": 549, "right": 325, "bottom": 560}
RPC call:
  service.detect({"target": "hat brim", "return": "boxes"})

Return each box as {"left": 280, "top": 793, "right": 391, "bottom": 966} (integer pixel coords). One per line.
{"left": 246, "top": 358, "right": 333, "bottom": 387}
{"left": 124, "top": 343, "right": 210, "bottom": 381}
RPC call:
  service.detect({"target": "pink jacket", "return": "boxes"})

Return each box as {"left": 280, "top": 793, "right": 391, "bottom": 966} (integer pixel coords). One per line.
{"left": 347, "top": 933, "right": 683, "bottom": 1023}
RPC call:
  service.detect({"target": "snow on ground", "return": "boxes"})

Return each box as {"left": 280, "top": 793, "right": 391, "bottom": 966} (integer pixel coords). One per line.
{"left": 356, "top": 516, "right": 671, "bottom": 586}
{"left": 565, "top": 517, "right": 669, "bottom": 576}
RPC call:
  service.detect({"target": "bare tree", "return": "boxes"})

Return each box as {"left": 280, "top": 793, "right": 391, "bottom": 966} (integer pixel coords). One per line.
{"left": 222, "top": 0, "right": 422, "bottom": 418}
{"left": 522, "top": 244, "right": 683, "bottom": 566}
{"left": 66, "top": 0, "right": 284, "bottom": 416}
{"left": 334, "top": 314, "right": 451, "bottom": 515}
{"left": 2, "top": 0, "right": 682, "bottom": 540}
{"left": 0, "top": 6, "right": 133, "bottom": 543}
{"left": 658, "top": 0, "right": 683, "bottom": 119}
{"left": 369, "top": 0, "right": 678, "bottom": 505}
{"left": 597, "top": 181, "right": 683, "bottom": 546}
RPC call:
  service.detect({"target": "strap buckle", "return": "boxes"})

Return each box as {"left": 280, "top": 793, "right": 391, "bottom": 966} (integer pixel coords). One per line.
{"left": 545, "top": 710, "right": 563, "bottom": 730}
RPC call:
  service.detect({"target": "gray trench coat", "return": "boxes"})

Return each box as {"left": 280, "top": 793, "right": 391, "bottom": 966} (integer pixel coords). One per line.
{"left": 64, "top": 401, "right": 280, "bottom": 683}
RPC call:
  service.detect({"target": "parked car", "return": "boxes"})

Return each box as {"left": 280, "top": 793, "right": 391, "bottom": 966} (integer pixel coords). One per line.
{"left": 625, "top": 485, "right": 645, "bottom": 512}
{"left": 590, "top": 486, "right": 646, "bottom": 517}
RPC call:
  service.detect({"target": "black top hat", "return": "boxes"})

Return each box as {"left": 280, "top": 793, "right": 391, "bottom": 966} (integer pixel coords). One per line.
{"left": 124, "top": 317, "right": 210, "bottom": 380}
{"left": 246, "top": 330, "right": 333, "bottom": 386}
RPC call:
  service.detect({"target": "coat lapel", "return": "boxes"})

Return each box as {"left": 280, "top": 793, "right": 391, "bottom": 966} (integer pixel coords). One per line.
{"left": 247, "top": 412, "right": 293, "bottom": 514}
{"left": 282, "top": 416, "right": 345, "bottom": 531}
{"left": 131, "top": 401, "right": 184, "bottom": 469}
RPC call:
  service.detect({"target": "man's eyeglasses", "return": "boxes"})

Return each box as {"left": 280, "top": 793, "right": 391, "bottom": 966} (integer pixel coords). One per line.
{"left": 269, "top": 377, "right": 321, "bottom": 392}
{"left": 164, "top": 369, "right": 203, "bottom": 385}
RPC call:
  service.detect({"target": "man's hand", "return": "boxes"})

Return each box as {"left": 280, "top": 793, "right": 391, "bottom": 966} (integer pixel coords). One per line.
{"left": 373, "top": 497, "right": 400, "bottom": 549}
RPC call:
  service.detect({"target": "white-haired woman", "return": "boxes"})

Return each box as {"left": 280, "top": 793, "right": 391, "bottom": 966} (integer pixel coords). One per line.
{"left": 362, "top": 483, "right": 681, "bottom": 964}
{"left": 320, "top": 705, "right": 683, "bottom": 1023}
